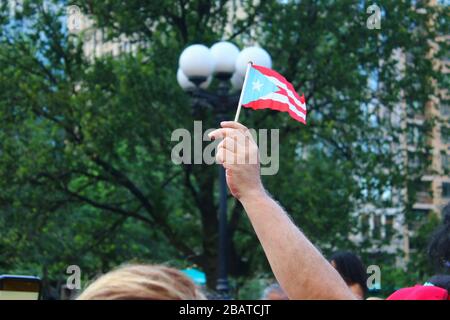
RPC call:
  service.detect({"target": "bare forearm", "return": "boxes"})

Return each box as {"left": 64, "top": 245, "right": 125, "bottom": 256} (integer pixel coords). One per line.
{"left": 208, "top": 122, "right": 355, "bottom": 299}
{"left": 240, "top": 191, "right": 355, "bottom": 300}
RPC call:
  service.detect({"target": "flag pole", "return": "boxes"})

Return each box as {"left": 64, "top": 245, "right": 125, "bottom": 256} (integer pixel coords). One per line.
{"left": 234, "top": 62, "right": 253, "bottom": 122}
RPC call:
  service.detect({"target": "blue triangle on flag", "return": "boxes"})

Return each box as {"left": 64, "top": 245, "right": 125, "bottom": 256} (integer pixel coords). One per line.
{"left": 242, "top": 67, "right": 279, "bottom": 105}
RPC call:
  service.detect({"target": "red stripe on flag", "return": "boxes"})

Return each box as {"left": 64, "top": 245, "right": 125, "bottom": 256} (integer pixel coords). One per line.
{"left": 243, "top": 99, "right": 306, "bottom": 124}
{"left": 252, "top": 64, "right": 303, "bottom": 102}
{"left": 288, "top": 108, "right": 307, "bottom": 124}
{"left": 299, "top": 93, "right": 306, "bottom": 105}
{"left": 277, "top": 87, "right": 306, "bottom": 115}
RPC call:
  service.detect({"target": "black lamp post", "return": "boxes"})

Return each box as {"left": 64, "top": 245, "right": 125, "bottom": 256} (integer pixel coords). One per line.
{"left": 177, "top": 42, "right": 271, "bottom": 297}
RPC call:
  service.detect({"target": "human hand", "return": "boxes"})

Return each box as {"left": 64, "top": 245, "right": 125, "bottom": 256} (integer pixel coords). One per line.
{"left": 208, "top": 121, "right": 265, "bottom": 202}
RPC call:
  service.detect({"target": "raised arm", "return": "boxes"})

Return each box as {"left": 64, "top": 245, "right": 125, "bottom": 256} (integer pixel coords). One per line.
{"left": 209, "top": 121, "right": 355, "bottom": 300}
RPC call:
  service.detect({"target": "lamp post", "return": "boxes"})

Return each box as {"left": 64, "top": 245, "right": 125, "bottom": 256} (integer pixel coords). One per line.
{"left": 177, "top": 41, "right": 271, "bottom": 298}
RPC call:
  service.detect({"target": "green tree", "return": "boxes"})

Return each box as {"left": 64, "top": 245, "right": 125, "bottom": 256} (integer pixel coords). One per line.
{"left": 0, "top": 0, "right": 446, "bottom": 295}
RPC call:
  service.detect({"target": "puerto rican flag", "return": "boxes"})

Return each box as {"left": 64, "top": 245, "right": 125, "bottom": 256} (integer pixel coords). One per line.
{"left": 241, "top": 64, "right": 307, "bottom": 124}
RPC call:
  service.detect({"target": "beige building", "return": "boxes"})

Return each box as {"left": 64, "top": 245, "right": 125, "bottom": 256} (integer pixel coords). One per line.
{"left": 407, "top": 32, "right": 449, "bottom": 215}
{"left": 69, "top": 2, "right": 255, "bottom": 59}
{"left": 67, "top": 6, "right": 144, "bottom": 59}
{"left": 352, "top": 31, "right": 448, "bottom": 266}
{"left": 402, "top": 32, "right": 449, "bottom": 261}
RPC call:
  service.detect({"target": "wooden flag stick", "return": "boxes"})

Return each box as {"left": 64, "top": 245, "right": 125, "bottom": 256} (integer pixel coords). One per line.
{"left": 234, "top": 62, "right": 253, "bottom": 122}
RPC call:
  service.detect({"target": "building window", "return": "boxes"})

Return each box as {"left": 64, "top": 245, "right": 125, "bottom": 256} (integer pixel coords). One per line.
{"left": 411, "top": 209, "right": 429, "bottom": 223}
{"left": 441, "top": 126, "right": 450, "bottom": 145}
{"left": 443, "top": 182, "right": 450, "bottom": 199}
{"left": 101, "top": 30, "right": 107, "bottom": 43}
{"left": 361, "top": 214, "right": 370, "bottom": 236}
{"left": 409, "top": 209, "right": 430, "bottom": 240}
{"left": 407, "top": 101, "right": 425, "bottom": 119}
{"left": 441, "top": 104, "right": 450, "bottom": 117}
{"left": 408, "top": 152, "right": 420, "bottom": 169}
{"left": 385, "top": 215, "right": 395, "bottom": 239}
{"left": 442, "top": 152, "right": 449, "bottom": 173}
{"left": 373, "top": 214, "right": 382, "bottom": 239}
{"left": 415, "top": 182, "right": 433, "bottom": 204}
{"left": 407, "top": 125, "right": 424, "bottom": 146}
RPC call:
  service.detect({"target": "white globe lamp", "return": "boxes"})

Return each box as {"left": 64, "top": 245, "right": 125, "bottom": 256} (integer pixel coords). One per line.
{"left": 235, "top": 46, "right": 272, "bottom": 78}
{"left": 179, "top": 44, "right": 215, "bottom": 85}
{"left": 210, "top": 41, "right": 240, "bottom": 77}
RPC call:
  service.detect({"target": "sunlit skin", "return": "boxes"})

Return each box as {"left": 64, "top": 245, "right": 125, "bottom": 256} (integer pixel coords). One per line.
{"left": 265, "top": 291, "right": 289, "bottom": 301}
{"left": 209, "top": 121, "right": 355, "bottom": 300}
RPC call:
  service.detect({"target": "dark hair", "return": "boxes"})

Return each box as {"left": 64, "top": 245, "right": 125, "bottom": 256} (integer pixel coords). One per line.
{"left": 330, "top": 251, "right": 368, "bottom": 295}
{"left": 427, "top": 202, "right": 450, "bottom": 273}
{"left": 427, "top": 274, "right": 450, "bottom": 291}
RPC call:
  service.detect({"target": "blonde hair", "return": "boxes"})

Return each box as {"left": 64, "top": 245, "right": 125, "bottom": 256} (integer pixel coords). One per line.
{"left": 77, "top": 264, "right": 206, "bottom": 300}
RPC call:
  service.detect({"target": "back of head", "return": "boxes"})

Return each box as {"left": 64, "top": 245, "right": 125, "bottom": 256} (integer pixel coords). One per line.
{"left": 330, "top": 251, "right": 368, "bottom": 295}
{"left": 261, "top": 283, "right": 288, "bottom": 300}
{"left": 77, "top": 264, "right": 205, "bottom": 300}
{"left": 428, "top": 202, "right": 450, "bottom": 273}
{"left": 427, "top": 274, "right": 450, "bottom": 292}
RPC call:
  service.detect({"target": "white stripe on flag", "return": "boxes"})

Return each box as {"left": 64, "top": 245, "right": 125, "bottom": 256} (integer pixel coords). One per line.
{"left": 266, "top": 76, "right": 306, "bottom": 112}
{"left": 258, "top": 93, "right": 306, "bottom": 121}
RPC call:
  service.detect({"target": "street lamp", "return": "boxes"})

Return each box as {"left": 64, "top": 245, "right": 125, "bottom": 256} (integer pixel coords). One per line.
{"left": 177, "top": 41, "right": 271, "bottom": 298}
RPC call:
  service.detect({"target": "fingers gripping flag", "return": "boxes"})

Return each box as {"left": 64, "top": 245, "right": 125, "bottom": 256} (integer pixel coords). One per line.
{"left": 239, "top": 64, "right": 307, "bottom": 124}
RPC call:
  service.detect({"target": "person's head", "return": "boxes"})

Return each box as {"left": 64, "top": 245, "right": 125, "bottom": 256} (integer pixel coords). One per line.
{"left": 428, "top": 202, "right": 450, "bottom": 273}
{"left": 427, "top": 275, "right": 450, "bottom": 292}
{"left": 330, "top": 251, "right": 367, "bottom": 299}
{"left": 261, "top": 283, "right": 288, "bottom": 300}
{"left": 77, "top": 264, "right": 206, "bottom": 300}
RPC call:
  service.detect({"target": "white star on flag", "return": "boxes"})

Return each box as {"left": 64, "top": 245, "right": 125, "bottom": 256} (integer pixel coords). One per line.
{"left": 252, "top": 79, "right": 263, "bottom": 91}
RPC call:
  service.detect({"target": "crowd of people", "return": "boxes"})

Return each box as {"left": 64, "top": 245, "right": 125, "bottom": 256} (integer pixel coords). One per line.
{"left": 76, "top": 122, "right": 449, "bottom": 300}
